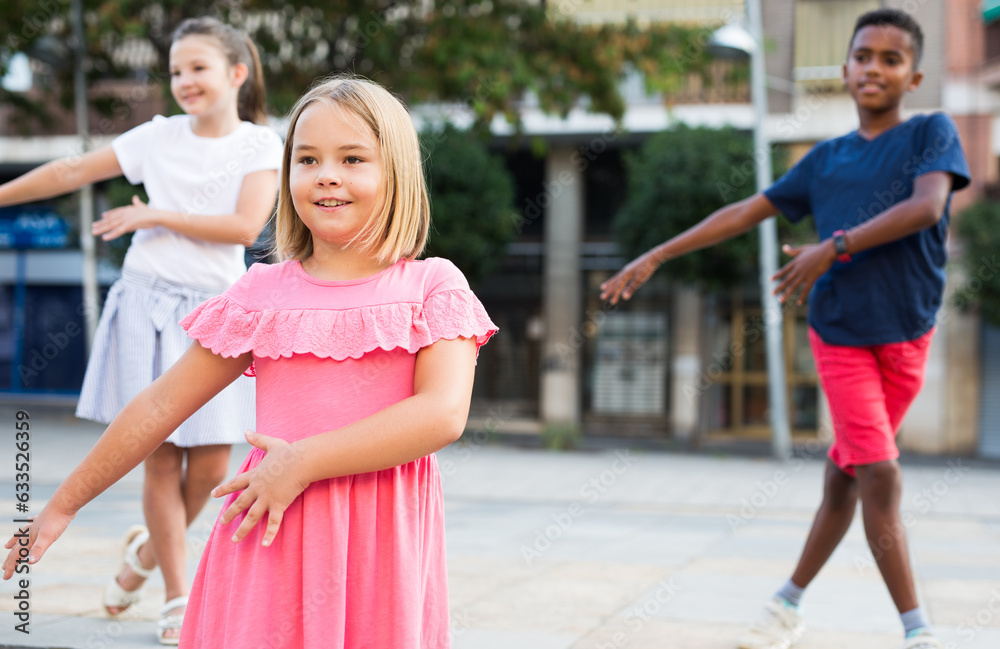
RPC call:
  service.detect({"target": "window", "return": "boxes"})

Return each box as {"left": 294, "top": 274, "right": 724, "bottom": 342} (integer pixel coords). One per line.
{"left": 794, "top": 0, "right": 880, "bottom": 83}
{"left": 562, "top": 0, "right": 744, "bottom": 25}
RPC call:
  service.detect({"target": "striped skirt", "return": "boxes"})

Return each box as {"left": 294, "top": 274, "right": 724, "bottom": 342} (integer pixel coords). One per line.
{"left": 76, "top": 268, "right": 255, "bottom": 447}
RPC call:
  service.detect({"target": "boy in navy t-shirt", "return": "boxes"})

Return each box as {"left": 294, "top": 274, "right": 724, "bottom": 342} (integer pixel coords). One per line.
{"left": 601, "top": 9, "right": 969, "bottom": 649}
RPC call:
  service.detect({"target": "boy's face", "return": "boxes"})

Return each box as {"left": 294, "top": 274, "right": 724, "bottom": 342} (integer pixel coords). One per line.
{"left": 842, "top": 25, "right": 923, "bottom": 113}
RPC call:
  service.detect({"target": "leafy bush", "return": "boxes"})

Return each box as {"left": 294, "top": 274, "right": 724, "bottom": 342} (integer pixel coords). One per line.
{"left": 954, "top": 199, "right": 1000, "bottom": 326}
{"left": 613, "top": 125, "right": 798, "bottom": 291}
{"left": 97, "top": 178, "right": 145, "bottom": 268}
{"left": 421, "top": 124, "right": 519, "bottom": 285}
{"left": 541, "top": 422, "right": 581, "bottom": 450}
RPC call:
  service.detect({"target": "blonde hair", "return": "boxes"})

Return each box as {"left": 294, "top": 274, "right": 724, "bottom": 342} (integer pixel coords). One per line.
{"left": 273, "top": 76, "right": 430, "bottom": 264}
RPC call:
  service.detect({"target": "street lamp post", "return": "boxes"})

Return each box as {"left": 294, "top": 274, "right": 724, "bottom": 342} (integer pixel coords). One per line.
{"left": 711, "top": 0, "right": 792, "bottom": 460}
{"left": 71, "top": 0, "right": 99, "bottom": 351}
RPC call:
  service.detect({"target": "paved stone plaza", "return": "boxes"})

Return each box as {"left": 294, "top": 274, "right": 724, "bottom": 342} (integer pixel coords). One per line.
{"left": 0, "top": 411, "right": 997, "bottom": 648}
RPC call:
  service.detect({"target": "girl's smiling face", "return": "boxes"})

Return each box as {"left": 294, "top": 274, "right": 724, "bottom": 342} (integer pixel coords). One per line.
{"left": 168, "top": 35, "right": 245, "bottom": 118}
{"left": 289, "top": 101, "right": 385, "bottom": 250}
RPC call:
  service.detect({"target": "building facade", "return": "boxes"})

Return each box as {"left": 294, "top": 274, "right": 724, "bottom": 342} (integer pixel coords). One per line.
{"left": 1, "top": 1, "right": 998, "bottom": 456}
{"left": 468, "top": 0, "right": 1000, "bottom": 457}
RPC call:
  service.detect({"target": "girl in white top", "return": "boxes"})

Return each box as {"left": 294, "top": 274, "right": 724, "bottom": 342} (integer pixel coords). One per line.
{"left": 0, "top": 17, "right": 281, "bottom": 645}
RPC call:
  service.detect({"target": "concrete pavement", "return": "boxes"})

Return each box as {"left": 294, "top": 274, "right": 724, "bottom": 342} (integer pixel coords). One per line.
{"left": 0, "top": 408, "right": 997, "bottom": 648}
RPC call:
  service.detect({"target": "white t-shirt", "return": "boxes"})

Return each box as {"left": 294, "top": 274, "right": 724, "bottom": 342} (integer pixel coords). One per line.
{"left": 112, "top": 114, "right": 283, "bottom": 290}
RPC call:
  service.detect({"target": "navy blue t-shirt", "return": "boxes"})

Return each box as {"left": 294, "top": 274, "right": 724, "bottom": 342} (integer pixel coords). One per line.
{"left": 764, "top": 113, "right": 970, "bottom": 346}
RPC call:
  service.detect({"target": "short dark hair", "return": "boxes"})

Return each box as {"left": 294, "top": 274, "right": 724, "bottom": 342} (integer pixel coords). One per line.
{"left": 850, "top": 9, "right": 924, "bottom": 68}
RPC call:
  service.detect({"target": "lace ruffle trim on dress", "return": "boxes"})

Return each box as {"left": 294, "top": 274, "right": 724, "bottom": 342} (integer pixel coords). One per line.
{"left": 179, "top": 289, "right": 498, "bottom": 376}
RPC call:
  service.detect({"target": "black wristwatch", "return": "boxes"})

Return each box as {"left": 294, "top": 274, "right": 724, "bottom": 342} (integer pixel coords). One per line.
{"left": 832, "top": 230, "right": 851, "bottom": 264}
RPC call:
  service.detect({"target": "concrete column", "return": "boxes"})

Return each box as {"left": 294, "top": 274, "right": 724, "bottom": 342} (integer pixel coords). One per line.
{"left": 902, "top": 270, "right": 981, "bottom": 455}
{"left": 669, "top": 286, "right": 702, "bottom": 441}
{"left": 945, "top": 305, "right": 980, "bottom": 454}
{"left": 540, "top": 148, "right": 583, "bottom": 425}
{"left": 943, "top": 265, "right": 981, "bottom": 454}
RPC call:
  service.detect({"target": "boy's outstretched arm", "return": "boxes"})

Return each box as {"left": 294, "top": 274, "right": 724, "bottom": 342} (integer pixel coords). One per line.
{"left": 772, "top": 171, "right": 953, "bottom": 304}
{"left": 0, "top": 344, "right": 251, "bottom": 578}
{"left": 600, "top": 193, "right": 779, "bottom": 304}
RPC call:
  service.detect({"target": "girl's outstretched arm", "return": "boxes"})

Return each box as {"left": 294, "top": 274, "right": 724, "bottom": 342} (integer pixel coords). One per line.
{"left": 600, "top": 193, "right": 780, "bottom": 304}
{"left": 213, "top": 336, "right": 478, "bottom": 547}
{"left": 1, "top": 344, "right": 251, "bottom": 579}
{"left": 0, "top": 146, "right": 123, "bottom": 208}
{"left": 92, "top": 169, "right": 278, "bottom": 246}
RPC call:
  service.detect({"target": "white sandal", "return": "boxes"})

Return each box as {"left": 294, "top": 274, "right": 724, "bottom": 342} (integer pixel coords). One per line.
{"left": 102, "top": 524, "right": 153, "bottom": 616}
{"left": 157, "top": 596, "right": 188, "bottom": 646}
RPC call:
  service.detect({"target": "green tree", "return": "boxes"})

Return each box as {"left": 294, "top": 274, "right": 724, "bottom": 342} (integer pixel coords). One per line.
{"left": 613, "top": 125, "right": 801, "bottom": 291}
{"left": 1, "top": 0, "right": 719, "bottom": 131}
{"left": 954, "top": 199, "right": 1000, "bottom": 326}
{"left": 421, "top": 124, "right": 517, "bottom": 285}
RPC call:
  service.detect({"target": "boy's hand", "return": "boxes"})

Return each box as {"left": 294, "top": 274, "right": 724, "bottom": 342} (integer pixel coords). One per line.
{"left": 213, "top": 430, "right": 309, "bottom": 548}
{"left": 772, "top": 240, "right": 837, "bottom": 305}
{"left": 1, "top": 505, "right": 75, "bottom": 580}
{"left": 600, "top": 250, "right": 662, "bottom": 305}
{"left": 93, "top": 195, "right": 155, "bottom": 241}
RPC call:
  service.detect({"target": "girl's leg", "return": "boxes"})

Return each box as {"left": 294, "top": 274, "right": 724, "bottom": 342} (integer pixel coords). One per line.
{"left": 855, "top": 460, "right": 918, "bottom": 613}
{"left": 789, "top": 459, "right": 860, "bottom": 588}
{"left": 155, "top": 444, "right": 231, "bottom": 641}
{"left": 153, "top": 444, "right": 230, "bottom": 597}
{"left": 108, "top": 444, "right": 232, "bottom": 598}
{"left": 181, "top": 444, "right": 232, "bottom": 523}
{"left": 143, "top": 443, "right": 189, "bottom": 603}
{"left": 105, "top": 443, "right": 185, "bottom": 615}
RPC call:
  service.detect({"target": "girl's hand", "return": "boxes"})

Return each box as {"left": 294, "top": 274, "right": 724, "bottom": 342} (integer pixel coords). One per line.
{"left": 600, "top": 250, "right": 663, "bottom": 305}
{"left": 2, "top": 505, "right": 75, "bottom": 580}
{"left": 93, "top": 195, "right": 156, "bottom": 241}
{"left": 772, "top": 241, "right": 837, "bottom": 305}
{"left": 212, "top": 430, "right": 309, "bottom": 547}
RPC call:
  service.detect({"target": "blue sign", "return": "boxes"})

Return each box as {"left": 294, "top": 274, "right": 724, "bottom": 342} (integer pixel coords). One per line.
{"left": 0, "top": 209, "right": 69, "bottom": 249}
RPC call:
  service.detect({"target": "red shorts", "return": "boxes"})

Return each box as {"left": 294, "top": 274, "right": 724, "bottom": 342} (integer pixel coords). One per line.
{"left": 808, "top": 327, "right": 934, "bottom": 477}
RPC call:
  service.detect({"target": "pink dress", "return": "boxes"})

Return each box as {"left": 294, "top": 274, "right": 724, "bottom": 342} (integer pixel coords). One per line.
{"left": 176, "top": 257, "right": 497, "bottom": 649}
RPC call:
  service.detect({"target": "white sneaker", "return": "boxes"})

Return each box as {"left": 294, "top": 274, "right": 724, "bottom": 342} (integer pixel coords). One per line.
{"left": 738, "top": 596, "right": 805, "bottom": 649}
{"left": 903, "top": 630, "right": 942, "bottom": 649}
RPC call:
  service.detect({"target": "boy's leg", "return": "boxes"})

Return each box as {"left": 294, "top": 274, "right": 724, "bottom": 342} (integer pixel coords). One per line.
{"left": 855, "top": 460, "right": 918, "bottom": 613}
{"left": 738, "top": 461, "right": 859, "bottom": 649}
{"left": 738, "top": 329, "right": 883, "bottom": 648}
{"left": 788, "top": 460, "right": 859, "bottom": 589}
{"left": 878, "top": 328, "right": 934, "bottom": 439}
{"left": 785, "top": 328, "right": 890, "bottom": 592}
{"left": 863, "top": 330, "right": 934, "bottom": 616}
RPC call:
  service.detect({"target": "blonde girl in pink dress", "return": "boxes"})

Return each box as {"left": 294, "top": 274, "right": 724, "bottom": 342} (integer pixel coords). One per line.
{"left": 2, "top": 76, "right": 497, "bottom": 649}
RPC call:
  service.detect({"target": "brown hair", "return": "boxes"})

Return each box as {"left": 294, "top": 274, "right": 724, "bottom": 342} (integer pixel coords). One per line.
{"left": 172, "top": 17, "right": 267, "bottom": 124}
{"left": 273, "top": 76, "right": 430, "bottom": 264}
